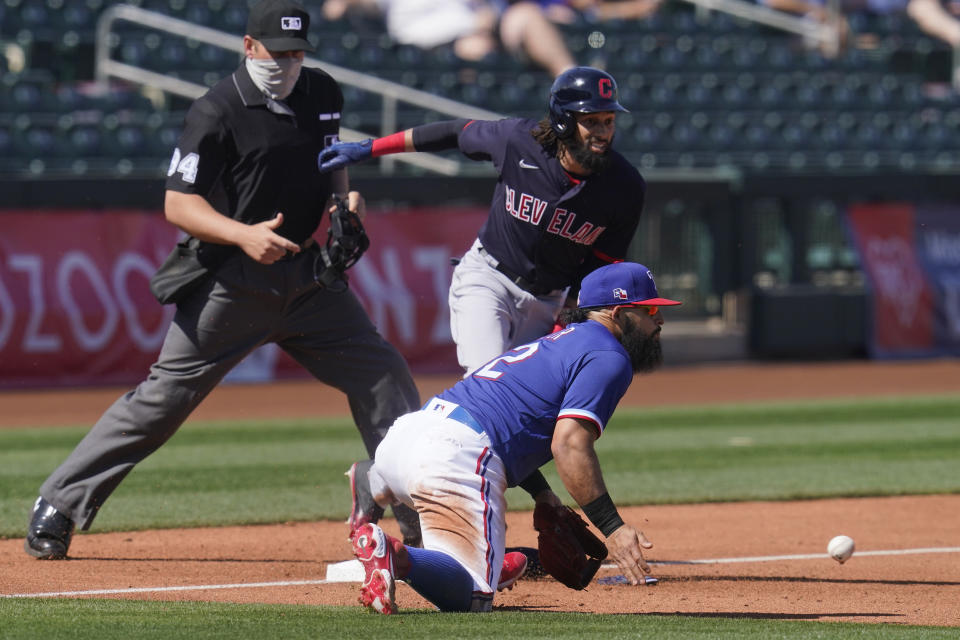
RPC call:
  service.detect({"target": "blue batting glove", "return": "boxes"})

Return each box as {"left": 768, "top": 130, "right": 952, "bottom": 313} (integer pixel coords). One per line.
{"left": 317, "top": 139, "right": 373, "bottom": 173}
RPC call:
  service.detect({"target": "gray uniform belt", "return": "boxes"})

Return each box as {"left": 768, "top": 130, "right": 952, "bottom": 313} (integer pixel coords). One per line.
{"left": 478, "top": 245, "right": 556, "bottom": 296}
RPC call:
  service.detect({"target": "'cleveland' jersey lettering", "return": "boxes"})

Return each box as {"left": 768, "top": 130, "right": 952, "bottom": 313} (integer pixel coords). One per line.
{"left": 506, "top": 188, "right": 607, "bottom": 246}
{"left": 545, "top": 208, "right": 606, "bottom": 245}
{"left": 504, "top": 187, "right": 549, "bottom": 225}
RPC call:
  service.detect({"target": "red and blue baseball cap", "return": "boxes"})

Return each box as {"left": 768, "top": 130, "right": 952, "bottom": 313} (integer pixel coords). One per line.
{"left": 577, "top": 262, "right": 682, "bottom": 309}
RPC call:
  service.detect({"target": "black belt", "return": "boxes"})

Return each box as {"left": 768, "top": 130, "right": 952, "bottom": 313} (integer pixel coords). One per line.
{"left": 277, "top": 237, "right": 317, "bottom": 262}
{"left": 478, "top": 246, "right": 554, "bottom": 296}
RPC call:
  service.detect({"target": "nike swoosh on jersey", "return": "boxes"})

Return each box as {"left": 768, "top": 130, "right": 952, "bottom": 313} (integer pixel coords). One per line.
{"left": 518, "top": 159, "right": 540, "bottom": 170}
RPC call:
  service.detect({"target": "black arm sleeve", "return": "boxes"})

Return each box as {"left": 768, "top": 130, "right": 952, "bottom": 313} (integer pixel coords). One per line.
{"left": 518, "top": 469, "right": 552, "bottom": 498}
{"left": 411, "top": 119, "right": 471, "bottom": 152}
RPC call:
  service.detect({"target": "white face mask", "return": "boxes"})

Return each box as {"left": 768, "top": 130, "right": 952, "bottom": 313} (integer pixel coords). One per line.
{"left": 245, "top": 56, "right": 302, "bottom": 100}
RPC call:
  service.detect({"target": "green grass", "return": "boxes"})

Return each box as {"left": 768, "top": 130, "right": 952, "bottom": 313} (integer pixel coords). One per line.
{"left": 0, "top": 600, "right": 957, "bottom": 640}
{"left": 594, "top": 394, "right": 960, "bottom": 504}
{"left": 2, "top": 393, "right": 959, "bottom": 635}
{"left": 2, "top": 394, "right": 959, "bottom": 538}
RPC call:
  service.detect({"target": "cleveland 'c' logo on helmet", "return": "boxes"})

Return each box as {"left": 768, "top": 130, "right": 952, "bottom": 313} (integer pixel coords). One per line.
{"left": 548, "top": 67, "right": 628, "bottom": 136}
{"left": 598, "top": 78, "right": 613, "bottom": 99}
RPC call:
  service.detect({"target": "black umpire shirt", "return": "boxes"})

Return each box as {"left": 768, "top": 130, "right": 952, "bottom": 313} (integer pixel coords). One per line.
{"left": 165, "top": 62, "right": 342, "bottom": 266}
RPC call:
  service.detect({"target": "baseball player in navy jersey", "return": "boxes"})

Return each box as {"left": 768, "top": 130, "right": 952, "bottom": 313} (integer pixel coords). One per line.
{"left": 24, "top": 0, "right": 423, "bottom": 560}
{"left": 317, "top": 66, "right": 645, "bottom": 377}
{"left": 344, "top": 262, "right": 680, "bottom": 614}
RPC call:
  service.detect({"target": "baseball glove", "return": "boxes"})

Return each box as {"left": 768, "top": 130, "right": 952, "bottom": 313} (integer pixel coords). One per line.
{"left": 313, "top": 196, "right": 370, "bottom": 289}
{"left": 533, "top": 502, "right": 608, "bottom": 590}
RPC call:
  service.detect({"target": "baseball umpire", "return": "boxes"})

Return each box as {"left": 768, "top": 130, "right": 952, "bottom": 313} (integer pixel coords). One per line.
{"left": 317, "top": 66, "right": 645, "bottom": 377}
{"left": 344, "top": 262, "right": 679, "bottom": 613}
{"left": 24, "top": 0, "right": 422, "bottom": 560}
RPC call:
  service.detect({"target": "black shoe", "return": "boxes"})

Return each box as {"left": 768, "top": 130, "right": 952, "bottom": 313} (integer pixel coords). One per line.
{"left": 24, "top": 496, "right": 75, "bottom": 560}
{"left": 346, "top": 460, "right": 385, "bottom": 533}
{"left": 393, "top": 503, "right": 422, "bottom": 548}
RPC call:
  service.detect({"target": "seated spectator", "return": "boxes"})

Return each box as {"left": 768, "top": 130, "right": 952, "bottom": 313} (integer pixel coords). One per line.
{"left": 500, "top": 1, "right": 578, "bottom": 74}
{"left": 323, "top": 0, "right": 576, "bottom": 75}
{"left": 533, "top": 0, "right": 663, "bottom": 24}
{"left": 322, "top": 0, "right": 384, "bottom": 27}
{"left": 756, "top": 0, "right": 850, "bottom": 56}
{"left": 906, "top": 0, "right": 960, "bottom": 48}
{"left": 844, "top": 0, "right": 959, "bottom": 83}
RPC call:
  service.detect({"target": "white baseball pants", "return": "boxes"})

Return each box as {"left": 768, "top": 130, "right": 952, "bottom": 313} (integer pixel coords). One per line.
{"left": 372, "top": 397, "right": 508, "bottom": 598}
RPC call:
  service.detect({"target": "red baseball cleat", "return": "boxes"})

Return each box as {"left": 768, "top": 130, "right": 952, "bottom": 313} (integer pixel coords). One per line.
{"left": 497, "top": 550, "right": 528, "bottom": 591}
{"left": 351, "top": 522, "right": 398, "bottom": 614}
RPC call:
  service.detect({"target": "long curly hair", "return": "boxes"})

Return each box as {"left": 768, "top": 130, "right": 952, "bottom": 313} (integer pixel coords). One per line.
{"left": 531, "top": 117, "right": 562, "bottom": 158}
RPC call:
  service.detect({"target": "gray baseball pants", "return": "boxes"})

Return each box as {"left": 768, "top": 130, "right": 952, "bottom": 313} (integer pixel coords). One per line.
{"left": 38, "top": 249, "right": 420, "bottom": 534}
{"left": 449, "top": 239, "right": 567, "bottom": 375}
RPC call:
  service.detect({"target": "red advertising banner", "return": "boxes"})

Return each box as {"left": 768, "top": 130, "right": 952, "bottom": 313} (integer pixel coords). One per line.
{"left": 846, "top": 203, "right": 935, "bottom": 356}
{"left": 0, "top": 211, "right": 178, "bottom": 387}
{"left": 0, "top": 208, "right": 486, "bottom": 388}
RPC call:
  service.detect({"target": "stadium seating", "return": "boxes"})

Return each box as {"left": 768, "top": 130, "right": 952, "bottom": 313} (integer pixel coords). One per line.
{"left": 1, "top": 0, "right": 959, "bottom": 176}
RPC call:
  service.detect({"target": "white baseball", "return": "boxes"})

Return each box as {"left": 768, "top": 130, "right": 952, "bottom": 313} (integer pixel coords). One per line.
{"left": 827, "top": 535, "right": 855, "bottom": 563}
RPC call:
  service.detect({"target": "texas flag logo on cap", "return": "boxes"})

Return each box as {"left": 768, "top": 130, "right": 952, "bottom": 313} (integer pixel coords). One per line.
{"left": 577, "top": 262, "right": 682, "bottom": 309}
{"left": 281, "top": 16, "right": 302, "bottom": 30}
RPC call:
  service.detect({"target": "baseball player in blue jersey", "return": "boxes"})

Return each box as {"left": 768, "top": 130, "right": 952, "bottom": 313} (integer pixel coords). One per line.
{"left": 344, "top": 261, "right": 680, "bottom": 614}
{"left": 317, "top": 66, "right": 645, "bottom": 376}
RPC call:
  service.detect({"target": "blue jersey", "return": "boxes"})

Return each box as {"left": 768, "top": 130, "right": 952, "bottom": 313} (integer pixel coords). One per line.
{"left": 457, "top": 118, "right": 645, "bottom": 294}
{"left": 437, "top": 320, "right": 634, "bottom": 485}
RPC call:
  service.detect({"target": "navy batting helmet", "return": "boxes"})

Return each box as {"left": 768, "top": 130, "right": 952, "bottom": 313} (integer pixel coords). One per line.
{"left": 548, "top": 66, "right": 628, "bottom": 137}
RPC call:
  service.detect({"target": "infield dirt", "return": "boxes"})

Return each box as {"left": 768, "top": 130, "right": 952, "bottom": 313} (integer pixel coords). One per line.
{"left": 2, "top": 359, "right": 959, "bottom": 625}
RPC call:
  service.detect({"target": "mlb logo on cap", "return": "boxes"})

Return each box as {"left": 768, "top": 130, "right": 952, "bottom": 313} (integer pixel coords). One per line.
{"left": 577, "top": 262, "right": 682, "bottom": 309}
{"left": 246, "top": 0, "right": 315, "bottom": 53}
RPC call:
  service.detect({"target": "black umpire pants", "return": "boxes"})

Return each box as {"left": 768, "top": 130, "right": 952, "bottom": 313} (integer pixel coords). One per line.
{"left": 38, "top": 249, "right": 420, "bottom": 534}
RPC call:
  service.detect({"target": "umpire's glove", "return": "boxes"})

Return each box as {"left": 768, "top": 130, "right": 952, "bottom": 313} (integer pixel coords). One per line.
{"left": 318, "top": 139, "right": 373, "bottom": 173}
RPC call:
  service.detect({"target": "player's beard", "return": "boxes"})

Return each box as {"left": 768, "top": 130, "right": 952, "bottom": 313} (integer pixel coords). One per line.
{"left": 619, "top": 316, "right": 663, "bottom": 373}
{"left": 565, "top": 133, "right": 613, "bottom": 174}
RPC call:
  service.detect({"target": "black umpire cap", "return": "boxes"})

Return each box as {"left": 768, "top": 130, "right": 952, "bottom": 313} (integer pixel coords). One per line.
{"left": 246, "top": 0, "right": 316, "bottom": 53}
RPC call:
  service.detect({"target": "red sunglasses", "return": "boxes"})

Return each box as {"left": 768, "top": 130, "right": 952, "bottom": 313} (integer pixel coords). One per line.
{"left": 614, "top": 304, "right": 659, "bottom": 316}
